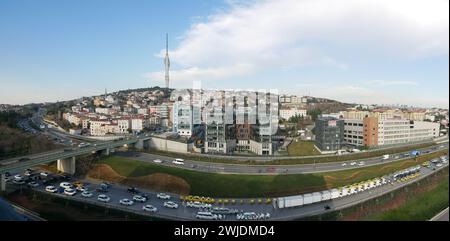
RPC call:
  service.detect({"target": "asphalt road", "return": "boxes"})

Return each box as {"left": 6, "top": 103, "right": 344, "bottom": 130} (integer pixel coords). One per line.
{"left": 114, "top": 143, "right": 448, "bottom": 175}
{"left": 430, "top": 207, "right": 449, "bottom": 221}
{"left": 6, "top": 159, "right": 448, "bottom": 221}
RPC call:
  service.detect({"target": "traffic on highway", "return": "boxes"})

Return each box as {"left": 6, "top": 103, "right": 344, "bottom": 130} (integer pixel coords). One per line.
{"left": 4, "top": 154, "right": 448, "bottom": 221}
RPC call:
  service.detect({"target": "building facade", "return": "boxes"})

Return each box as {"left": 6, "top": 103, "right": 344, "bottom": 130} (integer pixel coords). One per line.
{"left": 315, "top": 117, "right": 345, "bottom": 152}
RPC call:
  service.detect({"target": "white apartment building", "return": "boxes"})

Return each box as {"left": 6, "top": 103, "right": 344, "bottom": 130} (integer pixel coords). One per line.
{"left": 90, "top": 120, "right": 111, "bottom": 136}
{"left": 63, "top": 113, "right": 81, "bottom": 126}
{"left": 95, "top": 108, "right": 112, "bottom": 115}
{"left": 117, "top": 119, "right": 131, "bottom": 134}
{"left": 279, "top": 108, "right": 307, "bottom": 120}
{"left": 131, "top": 117, "right": 149, "bottom": 133}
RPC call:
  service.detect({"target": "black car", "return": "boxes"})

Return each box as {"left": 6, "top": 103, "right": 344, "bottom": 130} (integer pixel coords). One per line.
{"left": 127, "top": 187, "right": 139, "bottom": 194}
{"left": 141, "top": 193, "right": 150, "bottom": 200}
{"left": 324, "top": 205, "right": 331, "bottom": 210}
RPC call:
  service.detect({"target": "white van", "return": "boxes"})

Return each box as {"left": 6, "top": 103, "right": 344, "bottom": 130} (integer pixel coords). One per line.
{"left": 173, "top": 158, "right": 185, "bottom": 165}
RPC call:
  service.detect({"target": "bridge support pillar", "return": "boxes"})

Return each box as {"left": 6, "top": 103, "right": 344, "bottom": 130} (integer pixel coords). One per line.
{"left": 57, "top": 156, "right": 76, "bottom": 175}
{"left": 0, "top": 173, "right": 6, "bottom": 192}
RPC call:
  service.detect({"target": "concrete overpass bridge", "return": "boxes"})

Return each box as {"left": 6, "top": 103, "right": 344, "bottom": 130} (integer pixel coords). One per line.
{"left": 0, "top": 137, "right": 152, "bottom": 191}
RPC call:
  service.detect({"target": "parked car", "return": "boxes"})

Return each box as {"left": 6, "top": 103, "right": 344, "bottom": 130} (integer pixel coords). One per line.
{"left": 45, "top": 185, "right": 58, "bottom": 193}
{"left": 157, "top": 193, "right": 171, "bottom": 200}
{"left": 27, "top": 181, "right": 39, "bottom": 188}
{"left": 81, "top": 191, "right": 93, "bottom": 198}
{"left": 133, "top": 195, "right": 147, "bottom": 203}
{"left": 163, "top": 201, "right": 178, "bottom": 209}
{"left": 142, "top": 204, "right": 158, "bottom": 213}
{"left": 127, "top": 187, "right": 140, "bottom": 194}
{"left": 60, "top": 182, "right": 72, "bottom": 190}
{"left": 119, "top": 198, "right": 134, "bottom": 206}
{"left": 64, "top": 188, "right": 77, "bottom": 196}
{"left": 153, "top": 159, "right": 163, "bottom": 164}
{"left": 97, "top": 194, "right": 111, "bottom": 203}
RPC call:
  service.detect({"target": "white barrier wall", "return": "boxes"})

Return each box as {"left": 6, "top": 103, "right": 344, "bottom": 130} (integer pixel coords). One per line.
{"left": 147, "top": 137, "right": 193, "bottom": 154}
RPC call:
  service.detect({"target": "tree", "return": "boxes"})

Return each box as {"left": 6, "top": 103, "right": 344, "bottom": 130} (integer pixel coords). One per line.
{"left": 307, "top": 109, "right": 322, "bottom": 121}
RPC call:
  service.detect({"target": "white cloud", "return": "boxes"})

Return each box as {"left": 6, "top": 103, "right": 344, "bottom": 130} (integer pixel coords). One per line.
{"left": 366, "top": 80, "right": 419, "bottom": 86}
{"left": 146, "top": 0, "right": 448, "bottom": 83}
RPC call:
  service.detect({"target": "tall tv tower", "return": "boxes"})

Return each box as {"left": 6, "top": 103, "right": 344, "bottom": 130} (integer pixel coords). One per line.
{"left": 164, "top": 33, "right": 170, "bottom": 89}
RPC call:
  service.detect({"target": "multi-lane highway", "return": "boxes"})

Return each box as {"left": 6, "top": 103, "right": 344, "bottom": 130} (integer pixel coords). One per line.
{"left": 6, "top": 157, "right": 448, "bottom": 221}
{"left": 115, "top": 143, "right": 448, "bottom": 175}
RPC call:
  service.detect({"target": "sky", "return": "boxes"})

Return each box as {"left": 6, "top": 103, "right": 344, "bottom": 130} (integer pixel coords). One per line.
{"left": 0, "top": 0, "right": 448, "bottom": 108}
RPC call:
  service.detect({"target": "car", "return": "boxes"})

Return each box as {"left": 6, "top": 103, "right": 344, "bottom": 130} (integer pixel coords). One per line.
{"left": 187, "top": 201, "right": 212, "bottom": 209}
{"left": 153, "top": 159, "right": 162, "bottom": 164}
{"left": 119, "top": 198, "right": 134, "bottom": 206}
{"left": 81, "top": 191, "right": 93, "bottom": 198}
{"left": 436, "top": 163, "right": 443, "bottom": 167}
{"left": 172, "top": 158, "right": 184, "bottom": 165}
{"left": 341, "top": 163, "right": 347, "bottom": 166}
{"left": 40, "top": 172, "right": 49, "bottom": 177}
{"left": 127, "top": 187, "right": 140, "bottom": 194}
{"left": 133, "top": 195, "right": 147, "bottom": 203}
{"left": 142, "top": 204, "right": 158, "bottom": 213}
{"left": 358, "top": 161, "right": 365, "bottom": 166}
{"left": 14, "top": 174, "right": 23, "bottom": 181}
{"left": 27, "top": 181, "right": 39, "bottom": 188}
{"left": 45, "top": 185, "right": 58, "bottom": 193}
{"left": 97, "top": 194, "right": 111, "bottom": 203}
{"left": 19, "top": 157, "right": 30, "bottom": 162}
{"left": 163, "top": 201, "right": 178, "bottom": 209}
{"left": 72, "top": 181, "right": 83, "bottom": 187}
{"left": 324, "top": 205, "right": 331, "bottom": 210}
{"left": 157, "top": 193, "right": 171, "bottom": 200}
{"left": 64, "top": 188, "right": 77, "bottom": 196}
{"left": 196, "top": 211, "right": 220, "bottom": 220}
{"left": 350, "top": 162, "right": 357, "bottom": 166}
{"left": 24, "top": 169, "right": 33, "bottom": 176}
{"left": 76, "top": 185, "right": 87, "bottom": 192}
{"left": 60, "top": 182, "right": 72, "bottom": 190}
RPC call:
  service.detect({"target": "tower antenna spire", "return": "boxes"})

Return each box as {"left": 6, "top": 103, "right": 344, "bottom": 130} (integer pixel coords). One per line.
{"left": 164, "top": 33, "right": 170, "bottom": 89}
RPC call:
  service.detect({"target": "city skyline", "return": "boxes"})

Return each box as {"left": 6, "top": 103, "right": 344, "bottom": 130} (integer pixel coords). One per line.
{"left": 0, "top": 0, "right": 448, "bottom": 108}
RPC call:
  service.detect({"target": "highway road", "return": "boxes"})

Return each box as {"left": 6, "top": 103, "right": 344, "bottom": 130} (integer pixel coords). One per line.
{"left": 114, "top": 143, "right": 448, "bottom": 175}
{"left": 6, "top": 158, "right": 448, "bottom": 221}
{"left": 430, "top": 207, "right": 449, "bottom": 221}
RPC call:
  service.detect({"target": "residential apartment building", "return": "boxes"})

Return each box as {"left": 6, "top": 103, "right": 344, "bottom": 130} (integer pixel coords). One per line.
{"left": 279, "top": 108, "right": 307, "bottom": 120}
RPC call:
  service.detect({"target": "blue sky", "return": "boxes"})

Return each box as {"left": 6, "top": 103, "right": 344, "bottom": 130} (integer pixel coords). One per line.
{"left": 0, "top": 0, "right": 448, "bottom": 108}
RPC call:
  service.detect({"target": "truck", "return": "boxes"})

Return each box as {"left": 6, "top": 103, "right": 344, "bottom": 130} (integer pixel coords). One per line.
{"left": 303, "top": 193, "right": 313, "bottom": 205}
{"left": 321, "top": 190, "right": 331, "bottom": 201}
{"left": 312, "top": 192, "right": 322, "bottom": 203}
{"left": 330, "top": 189, "right": 340, "bottom": 199}
{"left": 284, "top": 195, "right": 304, "bottom": 208}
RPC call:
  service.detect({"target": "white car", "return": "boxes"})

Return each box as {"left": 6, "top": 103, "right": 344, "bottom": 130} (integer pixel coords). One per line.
{"left": 350, "top": 162, "right": 357, "bottom": 166}
{"left": 436, "top": 163, "right": 443, "bottom": 167}
{"left": 163, "top": 201, "right": 179, "bottom": 209}
{"left": 157, "top": 193, "right": 171, "bottom": 200}
{"left": 358, "top": 162, "right": 365, "bottom": 166}
{"left": 81, "top": 191, "right": 93, "bottom": 198}
{"left": 133, "top": 195, "right": 147, "bottom": 203}
{"left": 60, "top": 182, "right": 72, "bottom": 190}
{"left": 172, "top": 159, "right": 184, "bottom": 165}
{"left": 97, "top": 194, "right": 111, "bottom": 203}
{"left": 187, "top": 201, "right": 212, "bottom": 209}
{"left": 143, "top": 204, "right": 158, "bottom": 213}
{"left": 14, "top": 174, "right": 23, "bottom": 181}
{"left": 64, "top": 188, "right": 77, "bottom": 196}
{"left": 196, "top": 211, "right": 220, "bottom": 220}
{"left": 341, "top": 163, "right": 347, "bottom": 167}
{"left": 153, "top": 159, "right": 162, "bottom": 164}
{"left": 119, "top": 199, "right": 134, "bottom": 206}
{"left": 27, "top": 181, "right": 39, "bottom": 188}
{"left": 40, "top": 172, "right": 49, "bottom": 177}
{"left": 45, "top": 185, "right": 57, "bottom": 193}
{"left": 76, "top": 186, "right": 87, "bottom": 192}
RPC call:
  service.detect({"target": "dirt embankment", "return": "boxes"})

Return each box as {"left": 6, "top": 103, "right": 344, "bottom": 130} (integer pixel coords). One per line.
{"left": 86, "top": 164, "right": 191, "bottom": 195}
